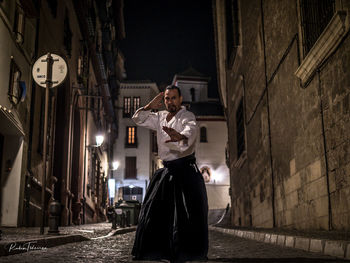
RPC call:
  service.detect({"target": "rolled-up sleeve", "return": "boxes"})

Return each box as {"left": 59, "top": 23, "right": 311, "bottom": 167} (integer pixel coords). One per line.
{"left": 132, "top": 108, "right": 158, "bottom": 131}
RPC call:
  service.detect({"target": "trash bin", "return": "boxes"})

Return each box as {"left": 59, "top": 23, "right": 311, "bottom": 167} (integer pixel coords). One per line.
{"left": 115, "top": 200, "right": 141, "bottom": 226}
{"left": 125, "top": 200, "right": 141, "bottom": 225}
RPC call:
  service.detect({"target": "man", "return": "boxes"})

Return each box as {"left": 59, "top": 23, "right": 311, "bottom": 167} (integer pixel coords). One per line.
{"left": 131, "top": 85, "right": 208, "bottom": 262}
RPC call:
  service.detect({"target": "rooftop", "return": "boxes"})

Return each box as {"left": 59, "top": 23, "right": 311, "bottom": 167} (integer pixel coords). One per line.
{"left": 187, "top": 101, "right": 224, "bottom": 116}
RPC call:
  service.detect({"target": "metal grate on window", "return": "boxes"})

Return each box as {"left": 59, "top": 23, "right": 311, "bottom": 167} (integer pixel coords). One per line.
{"left": 225, "top": 0, "right": 234, "bottom": 62}
{"left": 123, "top": 97, "right": 131, "bottom": 117}
{"left": 133, "top": 97, "right": 140, "bottom": 114}
{"left": 225, "top": 0, "right": 240, "bottom": 66}
{"left": 300, "top": 0, "right": 335, "bottom": 55}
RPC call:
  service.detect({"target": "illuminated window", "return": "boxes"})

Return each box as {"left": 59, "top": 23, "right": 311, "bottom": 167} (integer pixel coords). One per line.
{"left": 133, "top": 97, "right": 140, "bottom": 114}
{"left": 123, "top": 97, "right": 131, "bottom": 117}
{"left": 126, "top": 126, "right": 137, "bottom": 147}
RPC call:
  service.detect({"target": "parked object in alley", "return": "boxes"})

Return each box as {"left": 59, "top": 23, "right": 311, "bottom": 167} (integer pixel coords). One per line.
{"left": 48, "top": 201, "right": 61, "bottom": 234}
{"left": 115, "top": 200, "right": 141, "bottom": 226}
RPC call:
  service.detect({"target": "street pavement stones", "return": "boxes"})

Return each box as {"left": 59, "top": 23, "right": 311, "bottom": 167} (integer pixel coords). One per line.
{"left": 0, "top": 228, "right": 347, "bottom": 263}
{"left": 0, "top": 222, "right": 136, "bottom": 256}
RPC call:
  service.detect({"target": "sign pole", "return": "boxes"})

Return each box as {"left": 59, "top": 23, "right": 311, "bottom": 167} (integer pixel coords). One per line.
{"left": 40, "top": 53, "right": 54, "bottom": 235}
{"left": 32, "top": 53, "right": 67, "bottom": 235}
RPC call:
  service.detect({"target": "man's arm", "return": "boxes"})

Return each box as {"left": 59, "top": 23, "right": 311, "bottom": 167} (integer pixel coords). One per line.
{"left": 132, "top": 92, "right": 164, "bottom": 130}
{"left": 162, "top": 112, "right": 197, "bottom": 152}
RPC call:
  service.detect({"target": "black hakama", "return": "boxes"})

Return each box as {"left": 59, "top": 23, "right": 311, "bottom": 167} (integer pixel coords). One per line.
{"left": 132, "top": 154, "right": 208, "bottom": 262}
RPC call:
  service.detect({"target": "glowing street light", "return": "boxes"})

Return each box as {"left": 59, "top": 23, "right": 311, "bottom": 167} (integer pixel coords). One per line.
{"left": 112, "top": 161, "right": 119, "bottom": 170}
{"left": 95, "top": 134, "right": 104, "bottom": 146}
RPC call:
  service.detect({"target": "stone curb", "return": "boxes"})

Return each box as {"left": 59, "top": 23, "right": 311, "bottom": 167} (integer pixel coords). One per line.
{"left": 209, "top": 226, "right": 350, "bottom": 260}
{"left": 91, "top": 226, "right": 137, "bottom": 239}
{"left": 111, "top": 226, "right": 137, "bottom": 236}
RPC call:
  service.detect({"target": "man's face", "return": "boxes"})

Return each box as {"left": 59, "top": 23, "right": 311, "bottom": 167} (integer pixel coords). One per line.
{"left": 164, "top": 89, "right": 182, "bottom": 113}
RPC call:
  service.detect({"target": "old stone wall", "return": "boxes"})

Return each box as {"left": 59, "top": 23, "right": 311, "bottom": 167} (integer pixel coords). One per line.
{"left": 225, "top": 0, "right": 350, "bottom": 230}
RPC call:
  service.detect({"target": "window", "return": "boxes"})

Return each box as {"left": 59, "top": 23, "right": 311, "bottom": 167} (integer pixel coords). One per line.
{"left": 225, "top": 0, "right": 240, "bottom": 66}
{"left": 190, "top": 88, "right": 195, "bottom": 102}
{"left": 14, "top": 3, "right": 25, "bottom": 44}
{"left": 200, "top": 127, "right": 207, "bottom": 142}
{"left": 8, "top": 58, "right": 21, "bottom": 105}
{"left": 77, "top": 56, "right": 83, "bottom": 79}
{"left": 47, "top": 0, "right": 58, "bottom": 18}
{"left": 126, "top": 126, "right": 137, "bottom": 147}
{"left": 200, "top": 166, "right": 212, "bottom": 183}
{"left": 63, "top": 10, "right": 72, "bottom": 57}
{"left": 151, "top": 131, "right": 158, "bottom": 153}
{"left": 123, "top": 97, "right": 131, "bottom": 117}
{"left": 236, "top": 98, "right": 245, "bottom": 158}
{"left": 125, "top": 157, "right": 137, "bottom": 179}
{"left": 300, "top": 0, "right": 335, "bottom": 55}
{"left": 133, "top": 97, "right": 140, "bottom": 114}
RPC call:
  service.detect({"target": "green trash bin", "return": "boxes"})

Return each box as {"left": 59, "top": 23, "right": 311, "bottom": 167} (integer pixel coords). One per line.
{"left": 124, "top": 200, "right": 141, "bottom": 225}
{"left": 115, "top": 200, "right": 141, "bottom": 226}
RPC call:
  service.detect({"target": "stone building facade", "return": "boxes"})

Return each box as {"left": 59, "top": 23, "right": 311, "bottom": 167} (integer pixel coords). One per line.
{"left": 0, "top": 0, "right": 37, "bottom": 227}
{"left": 0, "top": 0, "right": 126, "bottom": 227}
{"left": 113, "top": 81, "right": 160, "bottom": 203}
{"left": 213, "top": 0, "right": 350, "bottom": 230}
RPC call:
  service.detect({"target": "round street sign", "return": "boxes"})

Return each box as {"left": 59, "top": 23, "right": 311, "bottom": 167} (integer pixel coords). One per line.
{"left": 32, "top": 54, "right": 68, "bottom": 88}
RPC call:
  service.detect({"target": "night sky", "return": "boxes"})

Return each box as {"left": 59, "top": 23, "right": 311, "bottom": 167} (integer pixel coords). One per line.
{"left": 120, "top": 0, "right": 219, "bottom": 98}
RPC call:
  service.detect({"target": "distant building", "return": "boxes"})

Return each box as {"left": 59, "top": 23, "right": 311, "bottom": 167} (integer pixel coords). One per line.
{"left": 172, "top": 68, "right": 230, "bottom": 222}
{"left": 113, "top": 81, "right": 161, "bottom": 203}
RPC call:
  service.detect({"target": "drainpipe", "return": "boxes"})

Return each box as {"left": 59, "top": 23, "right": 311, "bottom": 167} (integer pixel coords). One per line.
{"left": 317, "top": 70, "right": 333, "bottom": 230}
{"left": 25, "top": 0, "right": 41, "bottom": 227}
{"left": 260, "top": 0, "right": 276, "bottom": 227}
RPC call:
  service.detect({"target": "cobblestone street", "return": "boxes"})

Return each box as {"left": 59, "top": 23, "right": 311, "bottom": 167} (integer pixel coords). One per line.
{"left": 0, "top": 229, "right": 346, "bottom": 263}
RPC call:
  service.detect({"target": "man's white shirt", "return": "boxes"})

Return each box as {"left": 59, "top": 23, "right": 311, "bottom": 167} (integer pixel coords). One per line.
{"left": 132, "top": 106, "right": 198, "bottom": 161}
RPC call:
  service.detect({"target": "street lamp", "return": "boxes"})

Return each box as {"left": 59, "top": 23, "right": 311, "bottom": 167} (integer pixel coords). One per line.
{"left": 87, "top": 134, "right": 105, "bottom": 148}
{"left": 112, "top": 161, "right": 119, "bottom": 170}
{"left": 95, "top": 134, "right": 104, "bottom": 147}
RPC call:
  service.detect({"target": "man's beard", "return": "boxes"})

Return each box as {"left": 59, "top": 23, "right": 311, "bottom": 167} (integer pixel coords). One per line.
{"left": 166, "top": 105, "right": 177, "bottom": 113}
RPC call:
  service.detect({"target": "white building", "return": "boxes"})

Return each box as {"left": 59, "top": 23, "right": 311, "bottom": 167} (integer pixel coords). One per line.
{"left": 113, "top": 81, "right": 160, "bottom": 204}
{"left": 0, "top": 1, "right": 36, "bottom": 226}
{"left": 173, "top": 67, "right": 230, "bottom": 222}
